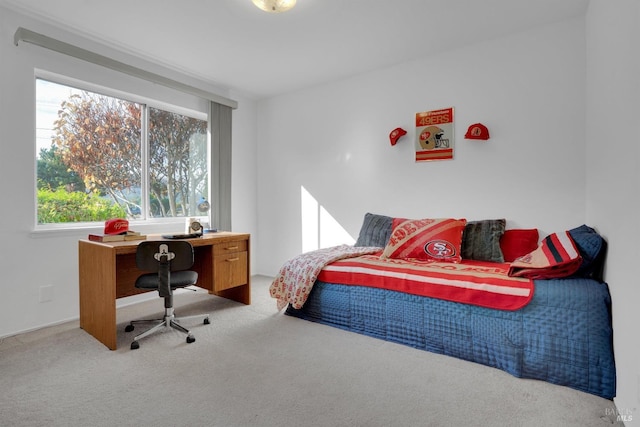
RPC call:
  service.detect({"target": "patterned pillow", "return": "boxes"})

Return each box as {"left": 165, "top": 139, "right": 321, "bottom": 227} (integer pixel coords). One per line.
{"left": 381, "top": 217, "right": 467, "bottom": 263}
{"left": 461, "top": 219, "right": 506, "bottom": 263}
{"left": 354, "top": 212, "right": 393, "bottom": 247}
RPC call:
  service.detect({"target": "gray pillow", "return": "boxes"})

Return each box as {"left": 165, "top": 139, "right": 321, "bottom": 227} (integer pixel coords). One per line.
{"left": 461, "top": 219, "right": 506, "bottom": 263}
{"left": 354, "top": 213, "right": 393, "bottom": 247}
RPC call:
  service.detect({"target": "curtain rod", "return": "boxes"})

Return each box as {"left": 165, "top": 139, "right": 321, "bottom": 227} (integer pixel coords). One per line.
{"left": 14, "top": 27, "right": 238, "bottom": 110}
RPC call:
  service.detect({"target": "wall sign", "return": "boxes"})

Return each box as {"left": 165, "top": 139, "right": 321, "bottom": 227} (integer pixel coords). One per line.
{"left": 415, "top": 107, "right": 454, "bottom": 162}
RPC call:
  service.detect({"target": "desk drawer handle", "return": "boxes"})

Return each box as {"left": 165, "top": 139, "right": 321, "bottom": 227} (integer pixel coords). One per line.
{"left": 226, "top": 257, "right": 240, "bottom": 262}
{"left": 225, "top": 246, "right": 239, "bottom": 250}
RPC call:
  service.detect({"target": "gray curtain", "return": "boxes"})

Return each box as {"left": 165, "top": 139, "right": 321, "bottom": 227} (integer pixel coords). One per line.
{"left": 209, "top": 102, "right": 232, "bottom": 231}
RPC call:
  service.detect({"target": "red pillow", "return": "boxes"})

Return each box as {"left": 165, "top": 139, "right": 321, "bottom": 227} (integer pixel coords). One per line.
{"left": 500, "top": 229, "right": 539, "bottom": 262}
{"left": 381, "top": 218, "right": 467, "bottom": 263}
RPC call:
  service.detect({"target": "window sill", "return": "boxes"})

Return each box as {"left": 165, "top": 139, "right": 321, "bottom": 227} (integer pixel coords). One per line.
{"left": 30, "top": 219, "right": 201, "bottom": 239}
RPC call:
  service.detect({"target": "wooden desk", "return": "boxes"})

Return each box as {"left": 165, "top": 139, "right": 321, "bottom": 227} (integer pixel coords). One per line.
{"left": 78, "top": 232, "right": 250, "bottom": 350}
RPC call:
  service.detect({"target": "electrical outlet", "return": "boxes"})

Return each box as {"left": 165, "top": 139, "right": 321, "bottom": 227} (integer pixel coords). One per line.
{"left": 39, "top": 285, "right": 54, "bottom": 303}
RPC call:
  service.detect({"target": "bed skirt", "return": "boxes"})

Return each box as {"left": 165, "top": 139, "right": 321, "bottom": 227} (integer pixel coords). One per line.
{"left": 285, "top": 278, "right": 616, "bottom": 399}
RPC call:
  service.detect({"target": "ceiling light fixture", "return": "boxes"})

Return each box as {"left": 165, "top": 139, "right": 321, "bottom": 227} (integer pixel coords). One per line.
{"left": 252, "top": 0, "right": 297, "bottom": 13}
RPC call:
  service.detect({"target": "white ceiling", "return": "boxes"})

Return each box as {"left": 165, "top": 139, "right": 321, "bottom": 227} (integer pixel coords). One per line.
{"left": 2, "top": 0, "right": 590, "bottom": 99}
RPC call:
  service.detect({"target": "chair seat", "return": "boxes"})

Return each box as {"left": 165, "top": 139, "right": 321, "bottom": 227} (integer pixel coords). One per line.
{"left": 135, "top": 270, "right": 198, "bottom": 290}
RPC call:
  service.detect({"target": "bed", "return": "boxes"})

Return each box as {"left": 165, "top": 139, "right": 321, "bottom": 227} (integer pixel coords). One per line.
{"left": 271, "top": 214, "right": 616, "bottom": 400}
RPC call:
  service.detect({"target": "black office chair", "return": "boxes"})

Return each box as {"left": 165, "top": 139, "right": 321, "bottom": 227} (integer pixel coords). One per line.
{"left": 124, "top": 241, "right": 210, "bottom": 350}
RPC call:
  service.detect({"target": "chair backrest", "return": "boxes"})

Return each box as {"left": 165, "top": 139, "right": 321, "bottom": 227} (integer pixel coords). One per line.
{"left": 136, "top": 241, "right": 194, "bottom": 272}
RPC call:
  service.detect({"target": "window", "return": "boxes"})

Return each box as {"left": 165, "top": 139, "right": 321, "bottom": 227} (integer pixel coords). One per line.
{"left": 36, "top": 78, "right": 210, "bottom": 226}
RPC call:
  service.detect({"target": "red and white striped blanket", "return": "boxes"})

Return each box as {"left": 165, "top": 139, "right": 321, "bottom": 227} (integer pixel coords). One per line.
{"left": 271, "top": 245, "right": 534, "bottom": 311}
{"left": 317, "top": 255, "right": 534, "bottom": 311}
{"left": 508, "top": 231, "right": 582, "bottom": 279}
{"left": 269, "top": 245, "right": 381, "bottom": 311}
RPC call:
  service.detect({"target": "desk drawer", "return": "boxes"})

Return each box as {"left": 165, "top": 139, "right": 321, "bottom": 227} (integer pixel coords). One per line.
{"left": 214, "top": 251, "right": 248, "bottom": 292}
{"left": 213, "top": 239, "right": 247, "bottom": 256}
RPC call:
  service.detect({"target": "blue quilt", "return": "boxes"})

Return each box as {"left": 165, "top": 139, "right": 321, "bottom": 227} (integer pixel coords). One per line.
{"left": 286, "top": 277, "right": 616, "bottom": 399}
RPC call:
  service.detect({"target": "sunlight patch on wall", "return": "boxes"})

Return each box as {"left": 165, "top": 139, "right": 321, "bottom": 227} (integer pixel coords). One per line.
{"left": 301, "top": 186, "right": 319, "bottom": 252}
{"left": 301, "top": 186, "right": 355, "bottom": 252}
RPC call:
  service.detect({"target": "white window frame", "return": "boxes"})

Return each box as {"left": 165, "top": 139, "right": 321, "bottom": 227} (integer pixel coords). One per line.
{"left": 17, "top": 27, "right": 234, "bottom": 236}
{"left": 34, "top": 70, "right": 210, "bottom": 232}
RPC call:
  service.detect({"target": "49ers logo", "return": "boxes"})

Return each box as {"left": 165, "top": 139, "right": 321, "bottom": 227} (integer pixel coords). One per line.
{"left": 424, "top": 240, "right": 456, "bottom": 259}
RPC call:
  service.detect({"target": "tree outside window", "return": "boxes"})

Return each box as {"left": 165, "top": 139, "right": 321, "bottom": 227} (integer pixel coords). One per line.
{"left": 36, "top": 78, "right": 209, "bottom": 225}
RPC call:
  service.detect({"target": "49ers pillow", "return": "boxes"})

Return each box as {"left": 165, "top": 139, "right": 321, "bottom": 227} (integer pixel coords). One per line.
{"left": 381, "top": 217, "right": 467, "bottom": 263}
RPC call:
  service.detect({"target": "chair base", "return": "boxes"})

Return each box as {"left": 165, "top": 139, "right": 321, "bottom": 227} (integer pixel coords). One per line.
{"left": 125, "top": 307, "right": 210, "bottom": 350}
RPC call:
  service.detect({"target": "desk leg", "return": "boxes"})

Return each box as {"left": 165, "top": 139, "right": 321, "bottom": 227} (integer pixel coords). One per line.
{"left": 79, "top": 241, "right": 118, "bottom": 350}
{"left": 215, "top": 282, "right": 251, "bottom": 305}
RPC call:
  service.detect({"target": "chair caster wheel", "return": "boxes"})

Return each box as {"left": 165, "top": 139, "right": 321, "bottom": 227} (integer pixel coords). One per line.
{"left": 125, "top": 324, "right": 135, "bottom": 332}
{"left": 130, "top": 341, "right": 140, "bottom": 350}
{"left": 204, "top": 317, "right": 210, "bottom": 325}
{"left": 186, "top": 335, "right": 195, "bottom": 344}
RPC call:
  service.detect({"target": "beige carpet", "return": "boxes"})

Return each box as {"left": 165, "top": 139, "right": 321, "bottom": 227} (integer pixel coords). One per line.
{"left": 0, "top": 276, "right": 622, "bottom": 427}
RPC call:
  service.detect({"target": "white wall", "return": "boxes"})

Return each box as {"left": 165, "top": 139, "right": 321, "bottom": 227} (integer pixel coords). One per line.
{"left": 2, "top": 0, "right": 637, "bottom": 414}
{"left": 586, "top": 0, "right": 640, "bottom": 415}
{"left": 255, "top": 3, "right": 640, "bottom": 411}
{"left": 0, "top": 7, "right": 258, "bottom": 337}
{"left": 230, "top": 89, "right": 259, "bottom": 251}
{"left": 256, "top": 18, "right": 587, "bottom": 275}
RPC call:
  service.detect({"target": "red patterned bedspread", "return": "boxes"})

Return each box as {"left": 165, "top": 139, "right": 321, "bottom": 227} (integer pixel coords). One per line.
{"left": 269, "top": 245, "right": 382, "bottom": 310}
{"left": 318, "top": 255, "right": 534, "bottom": 311}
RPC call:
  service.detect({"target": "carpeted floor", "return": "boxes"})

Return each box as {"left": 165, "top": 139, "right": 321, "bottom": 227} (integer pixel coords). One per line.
{"left": 0, "top": 276, "right": 623, "bottom": 427}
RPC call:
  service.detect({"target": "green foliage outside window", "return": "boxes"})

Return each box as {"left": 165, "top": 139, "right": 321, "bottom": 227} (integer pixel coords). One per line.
{"left": 37, "top": 145, "right": 86, "bottom": 192}
{"left": 37, "top": 187, "right": 126, "bottom": 223}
